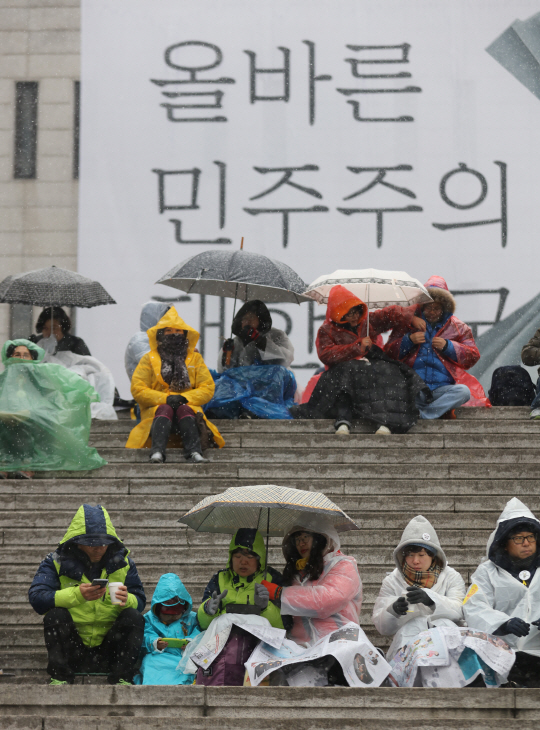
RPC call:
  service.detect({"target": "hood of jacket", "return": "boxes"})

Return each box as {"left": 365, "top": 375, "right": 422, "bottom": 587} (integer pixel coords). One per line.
{"left": 140, "top": 302, "right": 170, "bottom": 332}
{"left": 1, "top": 338, "right": 45, "bottom": 365}
{"left": 55, "top": 504, "right": 128, "bottom": 579}
{"left": 232, "top": 300, "right": 272, "bottom": 337}
{"left": 227, "top": 528, "right": 267, "bottom": 576}
{"left": 282, "top": 514, "right": 341, "bottom": 559}
{"left": 325, "top": 286, "right": 368, "bottom": 326}
{"left": 487, "top": 498, "right": 540, "bottom": 563}
{"left": 150, "top": 572, "right": 193, "bottom": 614}
{"left": 393, "top": 515, "right": 447, "bottom": 572}
{"left": 424, "top": 276, "right": 455, "bottom": 315}
{"left": 147, "top": 307, "right": 199, "bottom": 356}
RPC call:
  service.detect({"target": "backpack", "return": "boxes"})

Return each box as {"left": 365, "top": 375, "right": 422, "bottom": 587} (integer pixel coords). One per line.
{"left": 488, "top": 366, "right": 536, "bottom": 406}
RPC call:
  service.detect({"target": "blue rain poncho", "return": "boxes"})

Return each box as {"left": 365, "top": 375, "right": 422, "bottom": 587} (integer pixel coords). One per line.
{"left": 0, "top": 339, "right": 106, "bottom": 472}
{"left": 136, "top": 573, "right": 201, "bottom": 686}
{"left": 124, "top": 302, "right": 170, "bottom": 380}
{"left": 206, "top": 364, "right": 297, "bottom": 419}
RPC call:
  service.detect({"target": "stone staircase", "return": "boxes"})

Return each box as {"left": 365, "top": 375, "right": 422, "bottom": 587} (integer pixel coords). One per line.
{"left": 1, "top": 406, "right": 539, "bottom": 726}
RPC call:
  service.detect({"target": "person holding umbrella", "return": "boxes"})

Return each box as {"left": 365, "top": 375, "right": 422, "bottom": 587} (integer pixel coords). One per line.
{"left": 30, "top": 306, "right": 91, "bottom": 356}
{"left": 291, "top": 285, "right": 430, "bottom": 435}
{"left": 126, "top": 307, "right": 224, "bottom": 463}
{"left": 207, "top": 300, "right": 296, "bottom": 419}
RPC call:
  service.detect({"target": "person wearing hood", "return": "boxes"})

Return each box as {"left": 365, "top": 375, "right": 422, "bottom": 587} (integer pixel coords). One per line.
{"left": 372, "top": 516, "right": 466, "bottom": 677}
{"left": 124, "top": 301, "right": 170, "bottom": 381}
{"left": 463, "top": 498, "right": 540, "bottom": 687}
{"left": 207, "top": 300, "right": 296, "bottom": 419}
{"left": 126, "top": 307, "right": 224, "bottom": 463}
{"left": 28, "top": 504, "right": 146, "bottom": 685}
{"left": 263, "top": 515, "right": 362, "bottom": 647}
{"left": 136, "top": 573, "right": 200, "bottom": 685}
{"left": 30, "top": 306, "right": 91, "bottom": 357}
{"left": 291, "top": 286, "right": 430, "bottom": 435}
{"left": 196, "top": 528, "right": 284, "bottom": 685}
{"left": 0, "top": 339, "right": 106, "bottom": 478}
{"left": 385, "top": 276, "right": 490, "bottom": 418}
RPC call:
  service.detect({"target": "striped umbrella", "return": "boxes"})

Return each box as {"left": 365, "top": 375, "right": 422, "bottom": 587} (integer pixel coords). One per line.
{"left": 178, "top": 485, "right": 359, "bottom": 538}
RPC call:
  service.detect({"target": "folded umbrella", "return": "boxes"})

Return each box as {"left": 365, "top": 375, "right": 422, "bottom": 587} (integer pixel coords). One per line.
{"left": 156, "top": 250, "right": 311, "bottom": 304}
{"left": 0, "top": 266, "right": 116, "bottom": 308}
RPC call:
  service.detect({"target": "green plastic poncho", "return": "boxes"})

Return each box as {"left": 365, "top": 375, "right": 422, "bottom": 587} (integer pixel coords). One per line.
{"left": 0, "top": 339, "right": 106, "bottom": 472}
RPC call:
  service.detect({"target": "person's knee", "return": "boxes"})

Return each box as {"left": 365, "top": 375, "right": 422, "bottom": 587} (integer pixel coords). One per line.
{"left": 44, "top": 607, "right": 72, "bottom": 628}
{"left": 154, "top": 404, "right": 174, "bottom": 419}
{"left": 117, "top": 608, "right": 145, "bottom": 629}
{"left": 176, "top": 404, "right": 196, "bottom": 420}
{"left": 454, "top": 385, "right": 471, "bottom": 404}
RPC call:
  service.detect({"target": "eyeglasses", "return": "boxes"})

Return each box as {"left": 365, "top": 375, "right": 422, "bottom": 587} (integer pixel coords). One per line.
{"left": 294, "top": 533, "right": 313, "bottom": 545}
{"left": 510, "top": 534, "right": 537, "bottom": 545}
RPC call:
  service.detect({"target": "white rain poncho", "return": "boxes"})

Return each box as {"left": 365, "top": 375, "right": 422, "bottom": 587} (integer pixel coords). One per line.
{"left": 124, "top": 302, "right": 170, "bottom": 380}
{"left": 372, "top": 515, "right": 465, "bottom": 661}
{"left": 463, "top": 497, "right": 540, "bottom": 657}
{"left": 280, "top": 514, "right": 362, "bottom": 646}
{"left": 43, "top": 350, "right": 117, "bottom": 420}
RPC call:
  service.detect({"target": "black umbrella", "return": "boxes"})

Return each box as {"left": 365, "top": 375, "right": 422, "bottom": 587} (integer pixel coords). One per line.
{"left": 0, "top": 266, "right": 116, "bottom": 308}
{"left": 156, "top": 250, "right": 311, "bottom": 305}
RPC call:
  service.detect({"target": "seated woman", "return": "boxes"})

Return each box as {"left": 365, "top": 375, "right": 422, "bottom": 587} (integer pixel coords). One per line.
{"left": 195, "top": 528, "right": 284, "bottom": 686}
{"left": 373, "top": 516, "right": 512, "bottom": 687}
{"left": 291, "top": 285, "right": 430, "bottom": 435}
{"left": 0, "top": 339, "right": 106, "bottom": 478}
{"left": 206, "top": 300, "right": 296, "bottom": 419}
{"left": 30, "top": 306, "right": 91, "bottom": 356}
{"left": 126, "top": 307, "right": 224, "bottom": 463}
{"left": 136, "top": 573, "right": 200, "bottom": 686}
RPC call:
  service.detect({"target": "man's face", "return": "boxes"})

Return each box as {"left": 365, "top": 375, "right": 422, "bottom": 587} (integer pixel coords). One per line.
{"left": 241, "top": 311, "right": 259, "bottom": 330}
{"left": 422, "top": 302, "right": 444, "bottom": 324}
{"left": 405, "top": 548, "right": 433, "bottom": 572}
{"left": 506, "top": 531, "right": 537, "bottom": 560}
{"left": 78, "top": 544, "right": 108, "bottom": 562}
{"left": 231, "top": 548, "right": 259, "bottom": 577}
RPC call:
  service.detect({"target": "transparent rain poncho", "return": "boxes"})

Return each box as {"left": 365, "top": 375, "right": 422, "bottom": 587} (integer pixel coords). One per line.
{"left": 0, "top": 339, "right": 107, "bottom": 472}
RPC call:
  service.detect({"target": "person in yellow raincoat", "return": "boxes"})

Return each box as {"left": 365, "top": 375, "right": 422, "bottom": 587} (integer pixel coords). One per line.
{"left": 126, "top": 308, "right": 224, "bottom": 463}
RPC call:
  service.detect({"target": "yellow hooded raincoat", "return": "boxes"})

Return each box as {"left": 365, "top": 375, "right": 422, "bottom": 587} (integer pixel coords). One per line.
{"left": 126, "top": 308, "right": 225, "bottom": 449}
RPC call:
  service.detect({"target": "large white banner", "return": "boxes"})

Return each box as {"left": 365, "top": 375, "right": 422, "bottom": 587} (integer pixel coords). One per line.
{"left": 79, "top": 0, "right": 540, "bottom": 395}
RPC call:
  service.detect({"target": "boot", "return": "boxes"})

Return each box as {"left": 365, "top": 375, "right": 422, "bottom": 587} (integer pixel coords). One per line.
{"left": 149, "top": 416, "right": 172, "bottom": 462}
{"left": 177, "top": 414, "right": 204, "bottom": 458}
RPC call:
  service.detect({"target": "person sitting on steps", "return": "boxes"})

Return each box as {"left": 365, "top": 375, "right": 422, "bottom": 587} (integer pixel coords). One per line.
{"left": 126, "top": 307, "right": 224, "bottom": 464}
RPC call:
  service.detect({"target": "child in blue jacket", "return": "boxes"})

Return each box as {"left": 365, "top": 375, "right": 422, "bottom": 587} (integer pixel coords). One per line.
{"left": 136, "top": 573, "right": 200, "bottom": 685}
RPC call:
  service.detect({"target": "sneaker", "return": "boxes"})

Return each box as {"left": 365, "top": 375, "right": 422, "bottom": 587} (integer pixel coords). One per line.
{"left": 530, "top": 409, "right": 540, "bottom": 420}
{"left": 375, "top": 425, "right": 391, "bottom": 435}
{"left": 13, "top": 470, "right": 34, "bottom": 479}
{"left": 149, "top": 452, "right": 164, "bottom": 463}
{"left": 49, "top": 678, "right": 68, "bottom": 686}
{"left": 187, "top": 452, "right": 210, "bottom": 463}
{"left": 335, "top": 423, "right": 350, "bottom": 436}
{"left": 116, "top": 678, "right": 132, "bottom": 686}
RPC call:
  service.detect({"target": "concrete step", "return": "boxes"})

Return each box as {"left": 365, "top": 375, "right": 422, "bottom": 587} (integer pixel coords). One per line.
{"left": 0, "top": 685, "right": 530, "bottom": 723}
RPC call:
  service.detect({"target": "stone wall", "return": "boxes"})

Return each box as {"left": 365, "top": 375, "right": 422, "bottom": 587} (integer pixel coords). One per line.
{"left": 0, "top": 0, "right": 80, "bottom": 343}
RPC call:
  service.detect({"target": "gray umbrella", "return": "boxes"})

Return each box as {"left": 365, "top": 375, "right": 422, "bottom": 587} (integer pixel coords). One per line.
{"left": 0, "top": 266, "right": 116, "bottom": 308}
{"left": 156, "top": 250, "right": 311, "bottom": 304}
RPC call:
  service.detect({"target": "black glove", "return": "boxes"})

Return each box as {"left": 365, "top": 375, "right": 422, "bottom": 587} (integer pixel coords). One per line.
{"left": 254, "top": 583, "right": 270, "bottom": 610}
{"left": 166, "top": 395, "right": 188, "bottom": 408}
{"left": 254, "top": 335, "right": 267, "bottom": 351}
{"left": 238, "top": 326, "right": 260, "bottom": 346}
{"left": 495, "top": 617, "right": 530, "bottom": 637}
{"left": 203, "top": 589, "right": 228, "bottom": 616}
{"left": 532, "top": 619, "right": 540, "bottom": 628}
{"left": 221, "top": 338, "right": 235, "bottom": 368}
{"left": 392, "top": 597, "right": 409, "bottom": 616}
{"left": 406, "top": 585, "right": 435, "bottom": 607}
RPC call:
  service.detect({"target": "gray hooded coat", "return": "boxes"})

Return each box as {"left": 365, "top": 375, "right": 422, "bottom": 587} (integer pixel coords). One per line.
{"left": 124, "top": 302, "right": 170, "bottom": 380}
{"left": 372, "top": 515, "right": 465, "bottom": 660}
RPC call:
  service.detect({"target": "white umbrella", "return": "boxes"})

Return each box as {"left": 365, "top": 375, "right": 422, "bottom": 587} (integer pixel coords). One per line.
{"left": 302, "top": 268, "right": 432, "bottom": 331}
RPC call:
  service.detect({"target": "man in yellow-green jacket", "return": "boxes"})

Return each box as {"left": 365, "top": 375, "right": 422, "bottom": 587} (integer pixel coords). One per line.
{"left": 29, "top": 504, "right": 146, "bottom": 685}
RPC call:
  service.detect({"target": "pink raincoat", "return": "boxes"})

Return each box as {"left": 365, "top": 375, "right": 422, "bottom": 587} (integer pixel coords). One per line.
{"left": 280, "top": 515, "right": 362, "bottom": 646}
{"left": 384, "top": 276, "right": 490, "bottom": 407}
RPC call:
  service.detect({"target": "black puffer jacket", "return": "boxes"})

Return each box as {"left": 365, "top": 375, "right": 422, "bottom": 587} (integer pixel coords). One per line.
{"left": 293, "top": 345, "right": 431, "bottom": 433}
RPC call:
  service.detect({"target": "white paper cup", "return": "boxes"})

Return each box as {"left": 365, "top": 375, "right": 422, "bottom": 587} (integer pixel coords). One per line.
{"left": 108, "top": 582, "right": 124, "bottom": 605}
